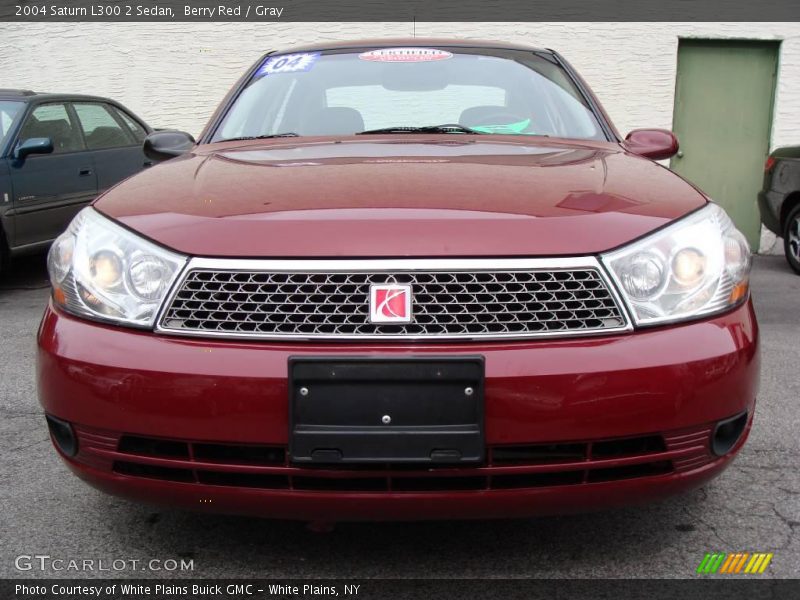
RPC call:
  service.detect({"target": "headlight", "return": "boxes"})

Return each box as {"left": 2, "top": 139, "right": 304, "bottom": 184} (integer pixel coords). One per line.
{"left": 47, "top": 208, "right": 186, "bottom": 327}
{"left": 601, "top": 203, "right": 751, "bottom": 326}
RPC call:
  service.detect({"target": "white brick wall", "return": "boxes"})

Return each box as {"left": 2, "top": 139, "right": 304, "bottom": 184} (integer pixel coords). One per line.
{"left": 2, "top": 22, "right": 799, "bottom": 250}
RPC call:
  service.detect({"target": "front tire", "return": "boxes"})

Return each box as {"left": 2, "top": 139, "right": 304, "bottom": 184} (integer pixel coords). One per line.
{"left": 784, "top": 204, "right": 800, "bottom": 275}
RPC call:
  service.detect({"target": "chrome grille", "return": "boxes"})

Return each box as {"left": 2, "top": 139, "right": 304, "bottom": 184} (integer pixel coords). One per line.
{"left": 158, "top": 258, "right": 630, "bottom": 340}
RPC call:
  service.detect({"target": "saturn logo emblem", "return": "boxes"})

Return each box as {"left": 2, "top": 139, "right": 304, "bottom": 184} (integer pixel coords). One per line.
{"left": 369, "top": 284, "right": 413, "bottom": 323}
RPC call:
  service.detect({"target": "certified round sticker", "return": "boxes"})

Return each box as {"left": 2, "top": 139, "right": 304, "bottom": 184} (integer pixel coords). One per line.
{"left": 358, "top": 48, "right": 453, "bottom": 63}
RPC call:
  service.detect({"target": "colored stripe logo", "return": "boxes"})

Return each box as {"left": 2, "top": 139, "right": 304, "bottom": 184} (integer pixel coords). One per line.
{"left": 696, "top": 552, "right": 773, "bottom": 574}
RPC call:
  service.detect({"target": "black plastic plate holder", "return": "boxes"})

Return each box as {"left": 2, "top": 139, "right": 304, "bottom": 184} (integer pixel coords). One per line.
{"left": 289, "top": 356, "right": 485, "bottom": 465}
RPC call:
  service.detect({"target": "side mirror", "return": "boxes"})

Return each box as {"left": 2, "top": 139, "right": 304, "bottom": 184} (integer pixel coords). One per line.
{"left": 143, "top": 130, "right": 195, "bottom": 162}
{"left": 14, "top": 137, "right": 54, "bottom": 160}
{"left": 623, "top": 129, "right": 679, "bottom": 161}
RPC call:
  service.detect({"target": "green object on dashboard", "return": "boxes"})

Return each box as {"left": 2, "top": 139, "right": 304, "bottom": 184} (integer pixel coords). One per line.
{"left": 472, "top": 118, "right": 531, "bottom": 134}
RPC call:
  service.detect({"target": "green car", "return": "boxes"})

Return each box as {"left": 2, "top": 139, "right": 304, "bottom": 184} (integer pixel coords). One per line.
{"left": 0, "top": 89, "right": 152, "bottom": 273}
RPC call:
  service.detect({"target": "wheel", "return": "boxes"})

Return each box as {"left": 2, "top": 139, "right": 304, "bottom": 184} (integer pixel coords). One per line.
{"left": 784, "top": 204, "right": 800, "bottom": 275}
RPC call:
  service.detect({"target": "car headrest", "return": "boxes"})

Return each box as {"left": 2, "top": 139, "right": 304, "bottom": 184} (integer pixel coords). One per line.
{"left": 47, "top": 120, "right": 76, "bottom": 150}
{"left": 459, "top": 105, "right": 512, "bottom": 127}
{"left": 86, "top": 126, "right": 130, "bottom": 149}
{"left": 301, "top": 107, "right": 365, "bottom": 136}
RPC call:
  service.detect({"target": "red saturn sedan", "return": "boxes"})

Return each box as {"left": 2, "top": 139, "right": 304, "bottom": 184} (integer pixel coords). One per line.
{"left": 38, "top": 39, "right": 758, "bottom": 522}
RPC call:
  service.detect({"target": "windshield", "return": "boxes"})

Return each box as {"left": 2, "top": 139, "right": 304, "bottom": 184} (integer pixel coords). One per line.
{"left": 213, "top": 47, "right": 606, "bottom": 142}
{"left": 0, "top": 101, "right": 24, "bottom": 148}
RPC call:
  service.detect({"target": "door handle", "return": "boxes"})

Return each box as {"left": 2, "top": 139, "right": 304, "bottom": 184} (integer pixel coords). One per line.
{"left": 79, "top": 168, "right": 93, "bottom": 176}
{"left": 143, "top": 161, "right": 153, "bottom": 168}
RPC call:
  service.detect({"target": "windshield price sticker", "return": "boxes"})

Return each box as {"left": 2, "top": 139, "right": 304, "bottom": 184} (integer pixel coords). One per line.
{"left": 257, "top": 52, "right": 320, "bottom": 77}
{"left": 359, "top": 48, "right": 454, "bottom": 62}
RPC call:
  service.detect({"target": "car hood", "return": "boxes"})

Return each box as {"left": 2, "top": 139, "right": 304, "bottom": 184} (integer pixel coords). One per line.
{"left": 96, "top": 137, "right": 706, "bottom": 257}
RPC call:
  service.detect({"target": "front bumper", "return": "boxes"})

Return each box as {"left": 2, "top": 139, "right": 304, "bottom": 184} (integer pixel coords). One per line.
{"left": 37, "top": 300, "right": 759, "bottom": 521}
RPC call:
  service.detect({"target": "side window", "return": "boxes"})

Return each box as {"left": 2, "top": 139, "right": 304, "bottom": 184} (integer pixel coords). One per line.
{"left": 0, "top": 101, "right": 24, "bottom": 147}
{"left": 17, "top": 103, "right": 84, "bottom": 154}
{"left": 73, "top": 103, "right": 135, "bottom": 149}
{"left": 110, "top": 106, "right": 147, "bottom": 143}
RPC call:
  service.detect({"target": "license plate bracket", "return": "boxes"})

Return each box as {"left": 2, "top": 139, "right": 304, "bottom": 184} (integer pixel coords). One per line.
{"left": 289, "top": 357, "right": 484, "bottom": 465}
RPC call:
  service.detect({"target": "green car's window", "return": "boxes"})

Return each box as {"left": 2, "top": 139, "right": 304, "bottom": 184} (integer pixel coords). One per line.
{"left": 111, "top": 106, "right": 148, "bottom": 143}
{"left": 73, "top": 103, "right": 136, "bottom": 149}
{"left": 0, "top": 101, "right": 24, "bottom": 148}
{"left": 18, "top": 103, "right": 84, "bottom": 154}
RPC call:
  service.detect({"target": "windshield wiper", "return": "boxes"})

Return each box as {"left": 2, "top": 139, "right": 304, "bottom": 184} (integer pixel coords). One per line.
{"left": 357, "top": 124, "right": 484, "bottom": 135}
{"left": 219, "top": 133, "right": 300, "bottom": 142}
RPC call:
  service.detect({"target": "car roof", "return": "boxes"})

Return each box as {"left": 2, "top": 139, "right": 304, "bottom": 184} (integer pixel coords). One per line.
{"left": 272, "top": 37, "right": 551, "bottom": 55}
{"left": 0, "top": 90, "right": 122, "bottom": 104}
{"left": 0, "top": 89, "right": 36, "bottom": 99}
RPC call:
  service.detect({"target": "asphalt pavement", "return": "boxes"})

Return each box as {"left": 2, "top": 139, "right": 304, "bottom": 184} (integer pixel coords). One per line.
{"left": 0, "top": 254, "right": 798, "bottom": 579}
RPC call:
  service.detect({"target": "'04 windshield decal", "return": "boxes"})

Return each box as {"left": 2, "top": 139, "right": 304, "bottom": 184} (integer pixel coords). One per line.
{"left": 256, "top": 52, "right": 320, "bottom": 77}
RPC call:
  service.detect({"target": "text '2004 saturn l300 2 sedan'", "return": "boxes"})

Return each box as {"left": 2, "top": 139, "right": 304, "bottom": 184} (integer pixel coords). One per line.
{"left": 38, "top": 40, "right": 758, "bottom": 522}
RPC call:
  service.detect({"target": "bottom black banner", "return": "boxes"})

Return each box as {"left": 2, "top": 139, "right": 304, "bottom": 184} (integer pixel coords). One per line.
{"left": 2, "top": 579, "right": 798, "bottom": 600}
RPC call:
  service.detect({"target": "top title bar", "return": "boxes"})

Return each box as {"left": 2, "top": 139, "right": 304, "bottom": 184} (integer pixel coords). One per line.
{"left": 2, "top": 0, "right": 800, "bottom": 22}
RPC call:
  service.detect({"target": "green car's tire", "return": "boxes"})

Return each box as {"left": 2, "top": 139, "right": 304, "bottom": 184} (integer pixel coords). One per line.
{"left": 784, "top": 204, "right": 800, "bottom": 275}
